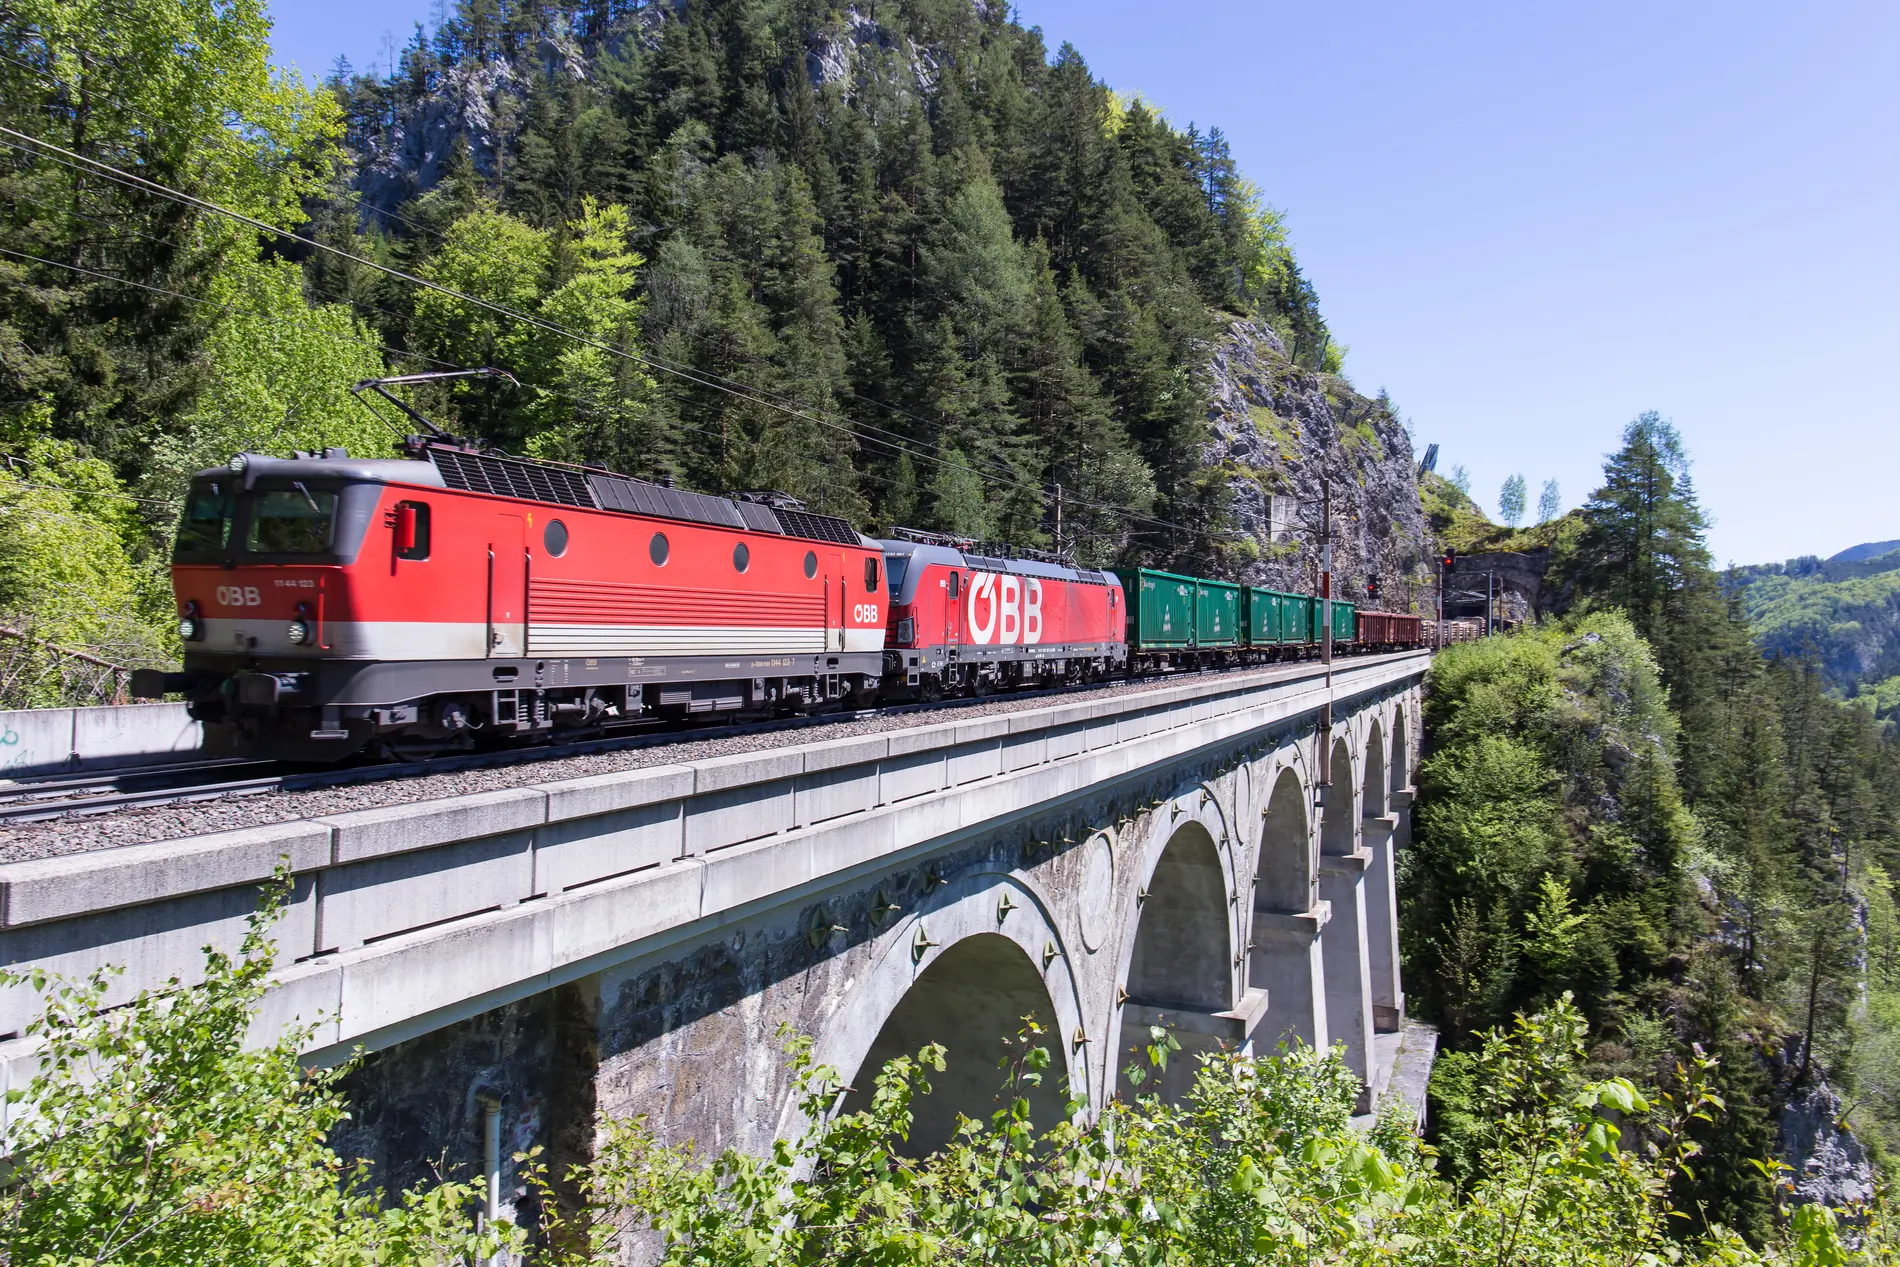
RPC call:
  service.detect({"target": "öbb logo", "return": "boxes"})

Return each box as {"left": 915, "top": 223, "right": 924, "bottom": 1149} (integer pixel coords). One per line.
{"left": 965, "top": 573, "right": 1043, "bottom": 646}
{"left": 216, "top": 585, "right": 263, "bottom": 608}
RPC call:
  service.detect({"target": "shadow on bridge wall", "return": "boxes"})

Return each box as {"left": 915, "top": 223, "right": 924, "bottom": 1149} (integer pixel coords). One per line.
{"left": 331, "top": 684, "right": 1422, "bottom": 1209}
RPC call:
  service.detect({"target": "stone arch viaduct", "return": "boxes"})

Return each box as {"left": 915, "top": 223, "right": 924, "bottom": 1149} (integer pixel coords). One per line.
{"left": 0, "top": 651, "right": 1428, "bottom": 1211}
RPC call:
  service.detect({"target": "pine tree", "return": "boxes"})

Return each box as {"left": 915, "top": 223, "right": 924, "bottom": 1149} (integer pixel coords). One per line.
{"left": 1564, "top": 412, "right": 1711, "bottom": 651}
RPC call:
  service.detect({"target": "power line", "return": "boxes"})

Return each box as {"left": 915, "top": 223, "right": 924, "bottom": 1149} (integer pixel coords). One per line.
{"left": 0, "top": 49, "right": 1225, "bottom": 542}
{"left": 0, "top": 125, "right": 1249, "bottom": 548}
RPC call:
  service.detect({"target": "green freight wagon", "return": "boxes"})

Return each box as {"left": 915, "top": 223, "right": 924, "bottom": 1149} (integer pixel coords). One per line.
{"left": 1307, "top": 598, "right": 1356, "bottom": 644}
{"left": 1301, "top": 596, "right": 1349, "bottom": 645}
{"left": 1195, "top": 578, "right": 1241, "bottom": 650}
{"left": 1113, "top": 567, "right": 1197, "bottom": 650}
{"left": 1335, "top": 600, "right": 1357, "bottom": 644}
{"left": 1242, "top": 586, "right": 1284, "bottom": 647}
{"left": 1282, "top": 593, "right": 1316, "bottom": 649}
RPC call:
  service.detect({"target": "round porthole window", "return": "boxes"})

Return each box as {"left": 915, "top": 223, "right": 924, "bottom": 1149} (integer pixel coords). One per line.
{"left": 803, "top": 550, "right": 817, "bottom": 579}
{"left": 733, "top": 541, "right": 750, "bottom": 573}
{"left": 543, "top": 519, "right": 569, "bottom": 557}
{"left": 650, "top": 532, "right": 670, "bottom": 566}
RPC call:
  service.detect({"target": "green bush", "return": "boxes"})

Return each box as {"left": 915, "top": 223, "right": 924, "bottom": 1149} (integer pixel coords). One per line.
{"left": 6, "top": 881, "right": 1880, "bottom": 1266}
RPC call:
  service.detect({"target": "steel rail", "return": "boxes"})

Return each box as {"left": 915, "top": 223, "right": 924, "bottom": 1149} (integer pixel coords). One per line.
{"left": 0, "top": 651, "right": 1412, "bottom": 826}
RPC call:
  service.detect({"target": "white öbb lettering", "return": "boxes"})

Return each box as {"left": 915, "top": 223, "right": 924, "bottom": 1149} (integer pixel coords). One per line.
{"left": 853, "top": 603, "right": 880, "bottom": 623}
{"left": 964, "top": 572, "right": 1044, "bottom": 647}
{"left": 216, "top": 585, "right": 262, "bottom": 608}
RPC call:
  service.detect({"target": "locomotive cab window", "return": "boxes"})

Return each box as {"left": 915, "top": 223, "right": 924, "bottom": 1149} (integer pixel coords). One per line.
{"left": 884, "top": 554, "right": 908, "bottom": 595}
{"left": 248, "top": 485, "right": 336, "bottom": 554}
{"left": 864, "top": 556, "right": 879, "bottom": 592}
{"left": 176, "top": 484, "right": 233, "bottom": 555}
{"left": 395, "top": 501, "right": 431, "bottom": 560}
{"left": 948, "top": 572, "right": 960, "bottom": 599}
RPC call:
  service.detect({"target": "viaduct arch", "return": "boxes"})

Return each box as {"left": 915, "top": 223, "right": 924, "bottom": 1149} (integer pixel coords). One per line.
{"left": 0, "top": 653, "right": 1428, "bottom": 1215}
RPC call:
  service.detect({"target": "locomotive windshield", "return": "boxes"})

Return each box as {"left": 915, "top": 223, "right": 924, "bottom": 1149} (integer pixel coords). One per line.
{"left": 884, "top": 554, "right": 909, "bottom": 596}
{"left": 247, "top": 485, "right": 337, "bottom": 553}
{"left": 176, "top": 484, "right": 233, "bottom": 553}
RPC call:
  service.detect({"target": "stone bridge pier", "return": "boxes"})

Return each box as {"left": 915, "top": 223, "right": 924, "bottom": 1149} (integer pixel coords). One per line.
{"left": 315, "top": 657, "right": 1425, "bottom": 1201}
{"left": 0, "top": 653, "right": 1427, "bottom": 1243}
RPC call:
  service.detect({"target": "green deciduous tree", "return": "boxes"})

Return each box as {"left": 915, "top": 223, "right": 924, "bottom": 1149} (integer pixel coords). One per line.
{"left": 0, "top": 879, "right": 512, "bottom": 1265}
{"left": 1538, "top": 477, "right": 1562, "bottom": 523}
{"left": 0, "top": 0, "right": 346, "bottom": 473}
{"left": 1499, "top": 472, "right": 1527, "bottom": 527}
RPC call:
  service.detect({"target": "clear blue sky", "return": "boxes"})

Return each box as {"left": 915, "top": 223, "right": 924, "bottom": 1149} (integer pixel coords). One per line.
{"left": 269, "top": 0, "right": 1900, "bottom": 565}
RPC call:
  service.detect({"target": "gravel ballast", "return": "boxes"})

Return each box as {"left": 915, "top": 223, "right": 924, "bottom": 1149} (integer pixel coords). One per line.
{"left": 0, "top": 661, "right": 1344, "bottom": 864}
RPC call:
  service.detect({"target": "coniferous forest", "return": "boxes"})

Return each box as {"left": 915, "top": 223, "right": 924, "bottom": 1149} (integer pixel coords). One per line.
{"left": 1410, "top": 414, "right": 1900, "bottom": 1238}
{"left": 1, "top": 0, "right": 1899, "bottom": 1263}
{"left": 0, "top": 0, "right": 1352, "bottom": 708}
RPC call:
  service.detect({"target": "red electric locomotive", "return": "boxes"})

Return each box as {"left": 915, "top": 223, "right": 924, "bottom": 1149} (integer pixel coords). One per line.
{"left": 878, "top": 530, "right": 1127, "bottom": 697}
{"left": 135, "top": 437, "right": 888, "bottom": 761}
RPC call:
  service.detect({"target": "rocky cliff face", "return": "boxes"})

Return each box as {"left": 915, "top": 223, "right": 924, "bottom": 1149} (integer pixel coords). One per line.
{"left": 1779, "top": 1079, "right": 1876, "bottom": 1208}
{"left": 1204, "top": 315, "right": 1430, "bottom": 605}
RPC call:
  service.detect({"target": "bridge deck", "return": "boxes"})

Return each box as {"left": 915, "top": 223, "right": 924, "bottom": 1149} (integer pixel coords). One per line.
{"left": 0, "top": 650, "right": 1430, "bottom": 1129}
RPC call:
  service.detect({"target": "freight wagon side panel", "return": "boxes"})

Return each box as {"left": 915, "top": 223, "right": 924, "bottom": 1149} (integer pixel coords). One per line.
{"left": 1284, "top": 594, "right": 1314, "bottom": 647}
{"left": 1195, "top": 579, "right": 1240, "bottom": 650}
{"left": 1242, "top": 586, "right": 1275, "bottom": 647}
{"left": 1116, "top": 569, "right": 1195, "bottom": 650}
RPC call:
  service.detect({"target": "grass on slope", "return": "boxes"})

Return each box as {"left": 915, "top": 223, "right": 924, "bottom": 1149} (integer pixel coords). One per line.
{"left": 1421, "top": 471, "right": 1579, "bottom": 556}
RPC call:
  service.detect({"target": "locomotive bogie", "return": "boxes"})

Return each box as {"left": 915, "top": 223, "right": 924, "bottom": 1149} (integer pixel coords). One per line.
{"left": 149, "top": 446, "right": 889, "bottom": 759}
{"left": 877, "top": 539, "right": 1126, "bottom": 700}
{"left": 146, "top": 446, "right": 1428, "bottom": 764}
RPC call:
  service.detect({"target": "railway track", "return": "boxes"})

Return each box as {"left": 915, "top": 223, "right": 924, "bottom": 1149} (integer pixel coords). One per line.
{"left": 0, "top": 680, "right": 1079, "bottom": 825}
{"left": 0, "top": 651, "right": 1415, "bottom": 827}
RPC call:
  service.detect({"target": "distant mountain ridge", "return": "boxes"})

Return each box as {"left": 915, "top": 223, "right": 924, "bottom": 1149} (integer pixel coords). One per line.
{"left": 1833, "top": 539, "right": 1900, "bottom": 564}
{"left": 1732, "top": 544, "right": 1900, "bottom": 722}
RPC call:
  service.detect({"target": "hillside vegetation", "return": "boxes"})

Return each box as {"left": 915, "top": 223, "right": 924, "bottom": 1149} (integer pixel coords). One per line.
{"left": 0, "top": 0, "right": 1415, "bottom": 705}
{"left": 1410, "top": 413, "right": 1900, "bottom": 1240}
{"left": 1420, "top": 469, "right": 1578, "bottom": 557}
{"left": 1729, "top": 551, "right": 1900, "bottom": 722}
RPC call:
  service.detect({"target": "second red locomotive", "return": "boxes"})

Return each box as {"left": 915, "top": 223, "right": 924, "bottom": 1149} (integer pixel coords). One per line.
{"left": 878, "top": 531, "right": 1127, "bottom": 698}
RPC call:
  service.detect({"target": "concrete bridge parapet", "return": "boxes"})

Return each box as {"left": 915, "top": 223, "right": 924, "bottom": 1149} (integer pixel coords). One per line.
{"left": 0, "top": 651, "right": 1429, "bottom": 1215}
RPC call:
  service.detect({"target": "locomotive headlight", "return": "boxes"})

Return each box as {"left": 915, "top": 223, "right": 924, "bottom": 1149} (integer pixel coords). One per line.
{"left": 177, "top": 615, "right": 204, "bottom": 642}
{"left": 285, "top": 619, "right": 310, "bottom": 645}
{"left": 896, "top": 617, "right": 915, "bottom": 645}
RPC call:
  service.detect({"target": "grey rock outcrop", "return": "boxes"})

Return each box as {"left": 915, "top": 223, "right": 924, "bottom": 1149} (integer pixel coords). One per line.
{"left": 1780, "top": 1080, "right": 1875, "bottom": 1208}
{"left": 1203, "top": 315, "right": 1430, "bottom": 602}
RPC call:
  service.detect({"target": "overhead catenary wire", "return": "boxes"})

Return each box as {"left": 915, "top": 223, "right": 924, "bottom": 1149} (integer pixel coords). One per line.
{"left": 0, "top": 122, "right": 1251, "bottom": 548}
{"left": 1, "top": 43, "right": 1099, "bottom": 495}
{"left": 0, "top": 48, "right": 1239, "bottom": 546}
{"left": 0, "top": 236, "right": 934, "bottom": 502}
